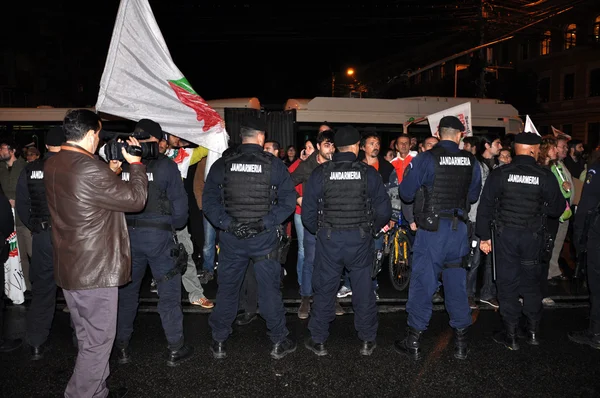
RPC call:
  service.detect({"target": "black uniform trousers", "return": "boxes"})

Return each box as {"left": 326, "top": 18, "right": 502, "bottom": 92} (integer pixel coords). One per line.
{"left": 25, "top": 229, "right": 57, "bottom": 347}
{"left": 587, "top": 222, "right": 600, "bottom": 322}
{"left": 238, "top": 261, "right": 258, "bottom": 315}
{"left": 309, "top": 228, "right": 377, "bottom": 343}
{"left": 495, "top": 226, "right": 543, "bottom": 326}
{"left": 209, "top": 230, "right": 288, "bottom": 344}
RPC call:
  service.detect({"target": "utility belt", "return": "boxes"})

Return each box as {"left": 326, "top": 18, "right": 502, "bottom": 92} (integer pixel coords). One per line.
{"left": 251, "top": 225, "right": 290, "bottom": 264}
{"left": 416, "top": 209, "right": 467, "bottom": 232}
{"left": 126, "top": 218, "right": 172, "bottom": 231}
{"left": 31, "top": 219, "right": 51, "bottom": 234}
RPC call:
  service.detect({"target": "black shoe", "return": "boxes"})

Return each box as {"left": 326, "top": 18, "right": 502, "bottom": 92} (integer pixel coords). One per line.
{"left": 30, "top": 345, "right": 44, "bottom": 361}
{"left": 166, "top": 344, "right": 193, "bottom": 367}
{"left": 108, "top": 387, "right": 128, "bottom": 398}
{"left": 304, "top": 338, "right": 327, "bottom": 356}
{"left": 270, "top": 338, "right": 296, "bottom": 359}
{"left": 211, "top": 340, "right": 226, "bottom": 359}
{"left": 454, "top": 327, "right": 469, "bottom": 360}
{"left": 394, "top": 327, "right": 423, "bottom": 360}
{"left": 0, "top": 338, "right": 22, "bottom": 353}
{"left": 116, "top": 346, "right": 131, "bottom": 364}
{"left": 525, "top": 320, "right": 540, "bottom": 346}
{"left": 235, "top": 312, "right": 257, "bottom": 326}
{"left": 493, "top": 324, "right": 519, "bottom": 351}
{"left": 568, "top": 320, "right": 600, "bottom": 349}
{"left": 359, "top": 341, "right": 376, "bottom": 356}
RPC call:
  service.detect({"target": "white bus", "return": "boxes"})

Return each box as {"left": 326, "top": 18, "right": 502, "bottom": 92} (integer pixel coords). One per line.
{"left": 284, "top": 96, "right": 524, "bottom": 144}
{"left": 0, "top": 97, "right": 261, "bottom": 147}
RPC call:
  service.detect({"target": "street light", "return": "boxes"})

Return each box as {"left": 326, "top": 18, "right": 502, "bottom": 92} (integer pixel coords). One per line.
{"left": 331, "top": 67, "right": 357, "bottom": 97}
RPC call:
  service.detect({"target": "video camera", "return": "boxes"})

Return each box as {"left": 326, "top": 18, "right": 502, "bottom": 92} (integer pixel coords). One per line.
{"left": 101, "top": 131, "right": 159, "bottom": 162}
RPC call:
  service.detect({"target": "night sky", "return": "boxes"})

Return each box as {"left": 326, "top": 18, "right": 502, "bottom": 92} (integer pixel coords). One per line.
{"left": 4, "top": 0, "right": 487, "bottom": 107}
{"left": 9, "top": 0, "right": 583, "bottom": 107}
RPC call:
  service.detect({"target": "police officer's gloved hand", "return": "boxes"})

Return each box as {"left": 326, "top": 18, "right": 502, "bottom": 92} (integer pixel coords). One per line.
{"left": 227, "top": 221, "right": 246, "bottom": 239}
{"left": 243, "top": 220, "right": 265, "bottom": 239}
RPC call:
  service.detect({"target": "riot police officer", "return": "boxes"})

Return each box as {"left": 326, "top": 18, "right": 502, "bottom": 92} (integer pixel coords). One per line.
{"left": 203, "top": 116, "right": 296, "bottom": 359}
{"left": 396, "top": 116, "right": 482, "bottom": 360}
{"left": 114, "top": 119, "right": 193, "bottom": 366}
{"left": 569, "top": 154, "right": 600, "bottom": 349}
{"left": 302, "top": 125, "right": 391, "bottom": 356}
{"left": 15, "top": 126, "right": 64, "bottom": 359}
{"left": 477, "top": 132, "right": 563, "bottom": 351}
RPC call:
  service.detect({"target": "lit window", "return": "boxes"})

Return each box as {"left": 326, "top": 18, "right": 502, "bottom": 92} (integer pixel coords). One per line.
{"left": 540, "top": 31, "right": 551, "bottom": 55}
{"left": 594, "top": 16, "right": 600, "bottom": 42}
{"left": 565, "top": 24, "right": 576, "bottom": 49}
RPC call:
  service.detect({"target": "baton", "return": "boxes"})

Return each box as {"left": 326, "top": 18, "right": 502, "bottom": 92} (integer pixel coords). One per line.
{"left": 490, "top": 226, "right": 497, "bottom": 282}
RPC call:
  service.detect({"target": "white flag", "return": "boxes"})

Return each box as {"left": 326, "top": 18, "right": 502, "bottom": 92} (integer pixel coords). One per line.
{"left": 427, "top": 102, "right": 472, "bottom": 137}
{"left": 524, "top": 115, "right": 541, "bottom": 136}
{"left": 95, "top": 0, "right": 229, "bottom": 177}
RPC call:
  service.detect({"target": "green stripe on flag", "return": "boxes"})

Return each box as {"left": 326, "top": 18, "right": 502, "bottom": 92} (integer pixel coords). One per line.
{"left": 168, "top": 78, "right": 197, "bottom": 95}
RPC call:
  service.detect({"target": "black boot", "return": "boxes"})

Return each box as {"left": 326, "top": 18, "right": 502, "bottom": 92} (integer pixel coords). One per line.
{"left": 166, "top": 344, "right": 193, "bottom": 367}
{"left": 304, "top": 338, "right": 327, "bottom": 356}
{"left": 394, "top": 327, "right": 423, "bottom": 360}
{"left": 493, "top": 323, "right": 519, "bottom": 351}
{"left": 568, "top": 320, "right": 600, "bottom": 349}
{"left": 235, "top": 312, "right": 257, "bottom": 326}
{"left": 211, "top": 340, "right": 226, "bottom": 359}
{"left": 270, "top": 338, "right": 296, "bottom": 359}
{"left": 454, "top": 327, "right": 469, "bottom": 360}
{"left": 525, "top": 319, "right": 540, "bottom": 346}
{"left": 115, "top": 345, "right": 131, "bottom": 364}
{"left": 30, "top": 344, "right": 45, "bottom": 361}
{"left": 0, "top": 338, "right": 22, "bottom": 353}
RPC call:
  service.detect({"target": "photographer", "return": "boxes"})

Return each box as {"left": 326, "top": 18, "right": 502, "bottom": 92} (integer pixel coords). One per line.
{"left": 44, "top": 109, "right": 147, "bottom": 398}
{"left": 111, "top": 119, "right": 194, "bottom": 367}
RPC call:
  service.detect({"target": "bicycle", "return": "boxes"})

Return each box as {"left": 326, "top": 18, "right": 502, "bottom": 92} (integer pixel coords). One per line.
{"left": 383, "top": 214, "right": 413, "bottom": 292}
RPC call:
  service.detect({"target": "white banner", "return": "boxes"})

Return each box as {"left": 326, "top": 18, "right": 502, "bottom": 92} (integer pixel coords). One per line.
{"left": 524, "top": 115, "right": 541, "bottom": 136}
{"left": 95, "top": 0, "right": 229, "bottom": 177}
{"left": 427, "top": 102, "right": 472, "bottom": 137}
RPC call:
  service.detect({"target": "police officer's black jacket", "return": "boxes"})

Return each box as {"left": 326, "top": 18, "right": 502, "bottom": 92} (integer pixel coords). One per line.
{"left": 121, "top": 154, "right": 188, "bottom": 230}
{"left": 302, "top": 151, "right": 392, "bottom": 235}
{"left": 16, "top": 151, "right": 57, "bottom": 231}
{"left": 399, "top": 140, "right": 482, "bottom": 223}
{"left": 203, "top": 143, "right": 296, "bottom": 232}
{"left": 476, "top": 155, "right": 564, "bottom": 241}
{"left": 573, "top": 160, "right": 600, "bottom": 250}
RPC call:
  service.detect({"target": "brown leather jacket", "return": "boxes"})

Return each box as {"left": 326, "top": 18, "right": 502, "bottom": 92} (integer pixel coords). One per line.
{"left": 44, "top": 143, "right": 148, "bottom": 290}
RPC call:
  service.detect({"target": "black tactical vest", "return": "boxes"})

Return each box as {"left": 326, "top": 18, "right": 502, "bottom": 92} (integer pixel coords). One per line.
{"left": 319, "top": 160, "right": 371, "bottom": 231}
{"left": 26, "top": 157, "right": 51, "bottom": 225}
{"left": 496, "top": 163, "right": 545, "bottom": 230}
{"left": 414, "top": 146, "right": 474, "bottom": 229}
{"left": 122, "top": 155, "right": 171, "bottom": 217}
{"left": 222, "top": 150, "right": 273, "bottom": 224}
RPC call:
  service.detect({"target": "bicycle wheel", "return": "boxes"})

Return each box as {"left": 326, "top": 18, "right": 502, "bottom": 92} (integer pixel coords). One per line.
{"left": 388, "top": 229, "right": 411, "bottom": 291}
